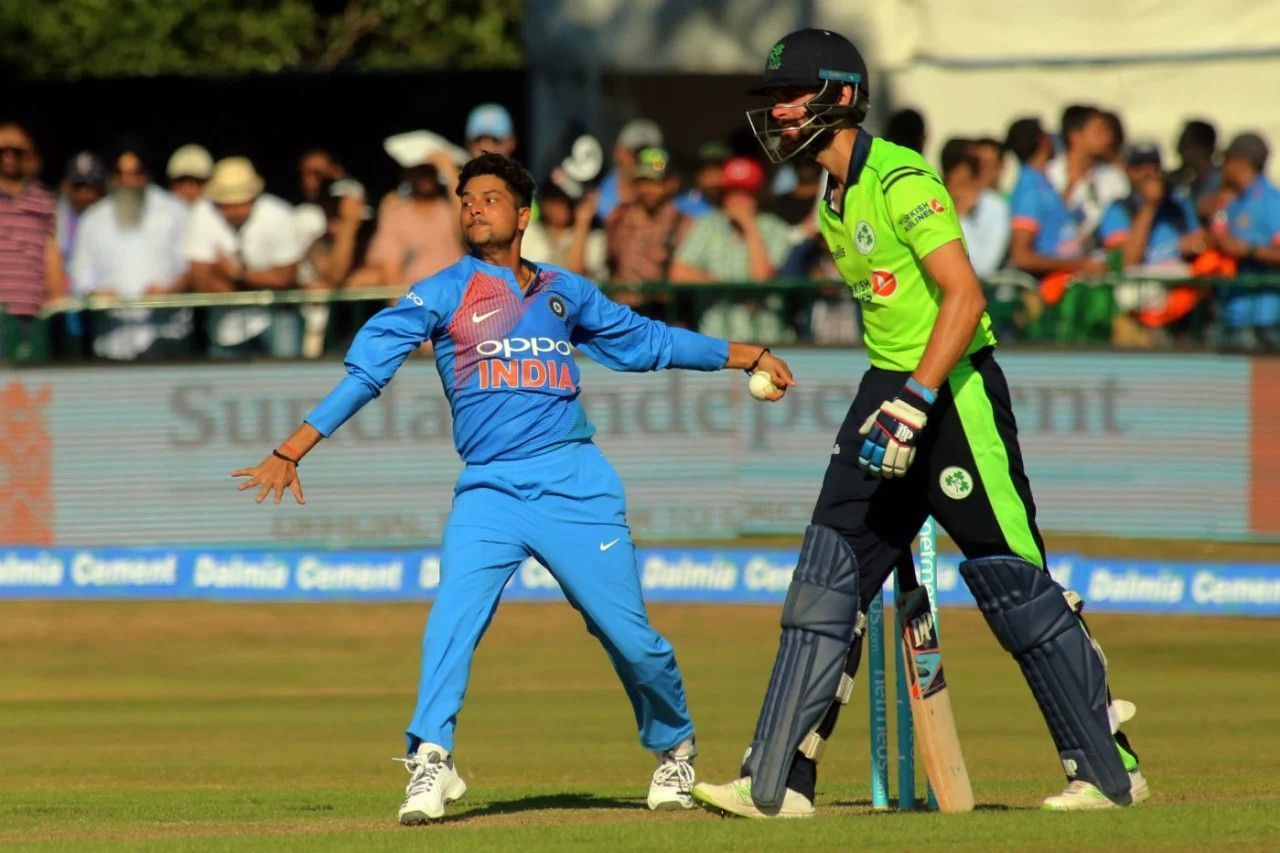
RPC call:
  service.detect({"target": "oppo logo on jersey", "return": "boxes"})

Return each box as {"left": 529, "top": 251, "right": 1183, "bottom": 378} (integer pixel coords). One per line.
{"left": 475, "top": 336, "right": 573, "bottom": 359}
{"left": 474, "top": 336, "right": 576, "bottom": 392}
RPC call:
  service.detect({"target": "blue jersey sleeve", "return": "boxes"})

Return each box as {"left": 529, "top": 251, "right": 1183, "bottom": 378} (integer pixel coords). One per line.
{"left": 305, "top": 282, "right": 449, "bottom": 436}
{"left": 569, "top": 276, "right": 728, "bottom": 372}
{"left": 1097, "top": 201, "right": 1131, "bottom": 247}
{"left": 1265, "top": 192, "right": 1280, "bottom": 244}
{"left": 1009, "top": 175, "right": 1042, "bottom": 233}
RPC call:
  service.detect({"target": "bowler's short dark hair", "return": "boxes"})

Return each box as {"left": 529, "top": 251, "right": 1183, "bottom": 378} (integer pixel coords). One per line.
{"left": 457, "top": 153, "right": 536, "bottom": 208}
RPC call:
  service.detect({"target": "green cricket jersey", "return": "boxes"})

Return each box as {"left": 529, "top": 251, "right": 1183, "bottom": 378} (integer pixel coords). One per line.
{"left": 818, "top": 133, "right": 997, "bottom": 371}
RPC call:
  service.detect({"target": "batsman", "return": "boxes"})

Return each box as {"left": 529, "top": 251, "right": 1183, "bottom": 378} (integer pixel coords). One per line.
{"left": 693, "top": 29, "right": 1147, "bottom": 817}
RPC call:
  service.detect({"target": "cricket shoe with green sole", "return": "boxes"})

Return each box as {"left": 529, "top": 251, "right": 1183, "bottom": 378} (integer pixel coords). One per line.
{"left": 394, "top": 743, "right": 467, "bottom": 824}
{"left": 1043, "top": 699, "right": 1149, "bottom": 810}
{"left": 691, "top": 777, "right": 814, "bottom": 819}
{"left": 1042, "top": 770, "right": 1151, "bottom": 810}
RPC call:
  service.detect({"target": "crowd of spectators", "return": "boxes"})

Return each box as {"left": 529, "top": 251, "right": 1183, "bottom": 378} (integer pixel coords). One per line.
{"left": 2, "top": 101, "right": 1278, "bottom": 361}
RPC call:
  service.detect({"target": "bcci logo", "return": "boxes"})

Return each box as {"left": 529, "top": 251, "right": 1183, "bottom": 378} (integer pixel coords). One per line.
{"left": 854, "top": 221, "right": 875, "bottom": 255}
{"left": 767, "top": 43, "right": 784, "bottom": 71}
{"left": 940, "top": 466, "right": 973, "bottom": 500}
{"left": 548, "top": 294, "right": 567, "bottom": 320}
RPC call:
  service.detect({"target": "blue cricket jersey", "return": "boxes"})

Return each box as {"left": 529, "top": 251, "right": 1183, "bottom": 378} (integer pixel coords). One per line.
{"left": 305, "top": 254, "right": 729, "bottom": 464}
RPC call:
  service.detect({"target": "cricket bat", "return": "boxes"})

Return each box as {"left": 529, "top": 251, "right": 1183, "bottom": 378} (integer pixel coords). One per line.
{"left": 897, "top": 579, "right": 975, "bottom": 813}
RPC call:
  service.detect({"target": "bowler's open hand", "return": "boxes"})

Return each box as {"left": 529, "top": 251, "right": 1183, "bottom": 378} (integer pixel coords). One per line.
{"left": 232, "top": 454, "right": 305, "bottom": 505}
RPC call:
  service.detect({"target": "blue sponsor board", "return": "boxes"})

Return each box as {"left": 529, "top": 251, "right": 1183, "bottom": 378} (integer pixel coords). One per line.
{"left": 1, "top": 548, "right": 1278, "bottom": 616}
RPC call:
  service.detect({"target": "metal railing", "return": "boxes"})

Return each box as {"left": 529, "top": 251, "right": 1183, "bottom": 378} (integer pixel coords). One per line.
{"left": 2, "top": 273, "right": 1278, "bottom": 364}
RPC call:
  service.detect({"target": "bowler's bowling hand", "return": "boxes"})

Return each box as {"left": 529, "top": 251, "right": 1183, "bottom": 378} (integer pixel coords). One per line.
{"left": 857, "top": 379, "right": 935, "bottom": 478}
{"left": 755, "top": 351, "right": 796, "bottom": 401}
{"left": 232, "top": 453, "right": 305, "bottom": 505}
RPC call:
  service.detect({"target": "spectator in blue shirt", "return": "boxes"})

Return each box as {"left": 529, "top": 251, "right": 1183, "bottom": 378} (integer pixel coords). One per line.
{"left": 1097, "top": 143, "right": 1203, "bottom": 268}
{"left": 1005, "top": 117, "right": 1105, "bottom": 280}
{"left": 596, "top": 119, "right": 664, "bottom": 221}
{"left": 1208, "top": 132, "right": 1280, "bottom": 349}
{"left": 676, "top": 141, "right": 729, "bottom": 220}
{"left": 1167, "top": 119, "right": 1221, "bottom": 223}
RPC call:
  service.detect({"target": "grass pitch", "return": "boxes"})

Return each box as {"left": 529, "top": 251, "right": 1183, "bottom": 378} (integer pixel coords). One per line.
{"left": 1, "top": 600, "right": 1278, "bottom": 850}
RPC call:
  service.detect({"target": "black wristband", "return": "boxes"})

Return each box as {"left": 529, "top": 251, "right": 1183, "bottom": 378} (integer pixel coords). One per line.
{"left": 272, "top": 449, "right": 300, "bottom": 465}
{"left": 744, "top": 347, "right": 770, "bottom": 375}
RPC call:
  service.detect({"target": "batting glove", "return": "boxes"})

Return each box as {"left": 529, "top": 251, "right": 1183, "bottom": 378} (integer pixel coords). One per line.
{"left": 857, "top": 378, "right": 937, "bottom": 479}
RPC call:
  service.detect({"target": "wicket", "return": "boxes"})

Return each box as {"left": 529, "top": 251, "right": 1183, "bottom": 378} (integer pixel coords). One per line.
{"left": 868, "top": 516, "right": 940, "bottom": 810}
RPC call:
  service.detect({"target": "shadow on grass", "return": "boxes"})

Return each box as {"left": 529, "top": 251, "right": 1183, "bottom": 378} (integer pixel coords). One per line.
{"left": 440, "top": 792, "right": 643, "bottom": 823}
{"left": 830, "top": 798, "right": 1019, "bottom": 812}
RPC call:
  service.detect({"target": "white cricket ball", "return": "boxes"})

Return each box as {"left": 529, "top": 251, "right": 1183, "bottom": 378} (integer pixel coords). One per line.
{"left": 748, "top": 370, "right": 777, "bottom": 401}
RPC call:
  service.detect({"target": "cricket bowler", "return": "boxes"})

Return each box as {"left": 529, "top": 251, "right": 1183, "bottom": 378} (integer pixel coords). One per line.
{"left": 693, "top": 29, "right": 1147, "bottom": 817}
{"left": 232, "top": 153, "right": 795, "bottom": 824}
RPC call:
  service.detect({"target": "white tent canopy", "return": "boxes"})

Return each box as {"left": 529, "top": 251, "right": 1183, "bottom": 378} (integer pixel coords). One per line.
{"left": 526, "top": 0, "right": 1280, "bottom": 177}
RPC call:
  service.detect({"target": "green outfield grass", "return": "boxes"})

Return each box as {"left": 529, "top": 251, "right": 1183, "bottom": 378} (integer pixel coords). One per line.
{"left": 2, "top": 600, "right": 1278, "bottom": 851}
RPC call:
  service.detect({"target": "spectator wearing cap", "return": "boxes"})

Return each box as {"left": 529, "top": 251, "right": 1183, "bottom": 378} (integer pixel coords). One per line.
{"left": 185, "top": 156, "right": 304, "bottom": 358}
{"left": 603, "top": 146, "right": 691, "bottom": 292}
{"left": 56, "top": 152, "right": 106, "bottom": 264}
{"left": 676, "top": 141, "right": 730, "bottom": 219}
{"left": 1208, "top": 132, "right": 1280, "bottom": 350}
{"left": 1046, "top": 105, "right": 1129, "bottom": 245}
{"left": 596, "top": 118, "right": 664, "bottom": 221}
{"left": 167, "top": 144, "right": 213, "bottom": 206}
{"left": 0, "top": 121, "right": 64, "bottom": 358}
{"left": 670, "top": 155, "right": 794, "bottom": 343}
{"left": 296, "top": 178, "right": 380, "bottom": 357}
{"left": 368, "top": 137, "right": 465, "bottom": 288}
{"left": 522, "top": 181, "right": 607, "bottom": 280}
{"left": 1098, "top": 143, "right": 1202, "bottom": 268}
{"left": 1096, "top": 143, "right": 1206, "bottom": 347}
{"left": 940, "top": 138, "right": 1009, "bottom": 277}
{"left": 304, "top": 178, "right": 378, "bottom": 290}
{"left": 70, "top": 150, "right": 191, "bottom": 360}
{"left": 465, "top": 103, "right": 517, "bottom": 159}
{"left": 1167, "top": 120, "right": 1222, "bottom": 222}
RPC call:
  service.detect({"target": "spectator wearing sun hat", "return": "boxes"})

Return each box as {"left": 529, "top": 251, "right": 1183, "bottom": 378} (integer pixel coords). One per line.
{"left": 184, "top": 156, "right": 304, "bottom": 358}
{"left": 166, "top": 144, "right": 213, "bottom": 207}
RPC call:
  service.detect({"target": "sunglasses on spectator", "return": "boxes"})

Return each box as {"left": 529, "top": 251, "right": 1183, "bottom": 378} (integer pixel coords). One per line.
{"left": 172, "top": 175, "right": 207, "bottom": 184}
{"left": 0, "top": 146, "right": 32, "bottom": 157}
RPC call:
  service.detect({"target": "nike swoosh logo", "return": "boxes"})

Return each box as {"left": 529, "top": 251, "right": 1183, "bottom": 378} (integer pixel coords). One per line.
{"left": 472, "top": 309, "right": 502, "bottom": 323}
{"left": 599, "top": 538, "right": 620, "bottom": 552}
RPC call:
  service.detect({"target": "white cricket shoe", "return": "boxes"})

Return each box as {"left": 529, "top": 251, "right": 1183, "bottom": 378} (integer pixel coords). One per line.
{"left": 647, "top": 738, "right": 696, "bottom": 810}
{"left": 691, "top": 776, "right": 815, "bottom": 819}
{"left": 395, "top": 742, "right": 467, "bottom": 824}
{"left": 1042, "top": 770, "right": 1150, "bottom": 811}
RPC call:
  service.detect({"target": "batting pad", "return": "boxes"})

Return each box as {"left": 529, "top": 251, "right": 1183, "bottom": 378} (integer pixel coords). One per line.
{"left": 743, "top": 524, "right": 860, "bottom": 809}
{"left": 960, "top": 556, "right": 1132, "bottom": 805}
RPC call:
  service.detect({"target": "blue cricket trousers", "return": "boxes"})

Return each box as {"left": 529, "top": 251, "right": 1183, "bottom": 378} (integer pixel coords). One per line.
{"left": 405, "top": 440, "right": 695, "bottom": 754}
